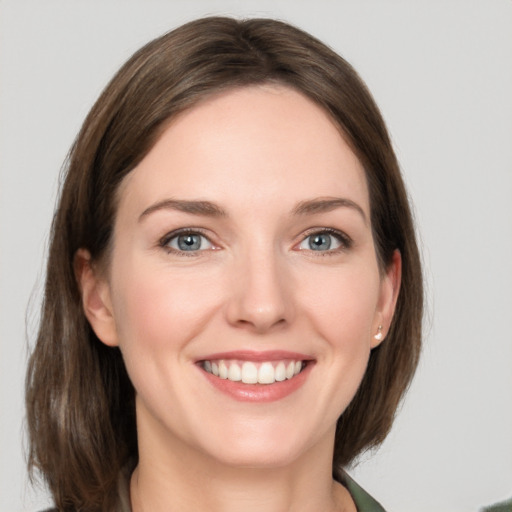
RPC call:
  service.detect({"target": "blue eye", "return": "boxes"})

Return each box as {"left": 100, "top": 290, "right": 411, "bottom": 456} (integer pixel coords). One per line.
{"left": 298, "top": 230, "right": 348, "bottom": 252}
{"left": 164, "top": 232, "right": 213, "bottom": 252}
{"left": 308, "top": 233, "right": 334, "bottom": 251}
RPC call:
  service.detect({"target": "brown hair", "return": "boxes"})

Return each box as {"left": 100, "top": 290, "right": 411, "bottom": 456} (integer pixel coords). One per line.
{"left": 26, "top": 16, "right": 423, "bottom": 511}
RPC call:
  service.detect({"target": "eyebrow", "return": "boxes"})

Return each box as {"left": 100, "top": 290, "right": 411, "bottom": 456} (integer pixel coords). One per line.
{"left": 292, "top": 197, "right": 368, "bottom": 224}
{"left": 139, "top": 199, "right": 227, "bottom": 221}
{"left": 138, "top": 196, "right": 367, "bottom": 223}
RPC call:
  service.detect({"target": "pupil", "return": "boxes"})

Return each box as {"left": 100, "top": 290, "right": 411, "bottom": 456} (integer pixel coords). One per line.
{"left": 309, "top": 234, "right": 330, "bottom": 251}
{"left": 178, "top": 234, "right": 201, "bottom": 251}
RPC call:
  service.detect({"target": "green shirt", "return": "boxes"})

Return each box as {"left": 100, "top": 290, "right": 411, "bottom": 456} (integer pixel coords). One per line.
{"left": 339, "top": 472, "right": 387, "bottom": 512}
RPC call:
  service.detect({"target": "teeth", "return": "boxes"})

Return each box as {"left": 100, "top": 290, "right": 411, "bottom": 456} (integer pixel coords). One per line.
{"left": 241, "top": 362, "right": 258, "bottom": 384}
{"left": 275, "top": 362, "right": 286, "bottom": 382}
{"left": 227, "top": 362, "right": 241, "bottom": 381}
{"left": 285, "top": 361, "right": 295, "bottom": 379}
{"left": 258, "top": 362, "right": 275, "bottom": 384}
{"left": 202, "top": 359, "right": 305, "bottom": 385}
{"left": 218, "top": 360, "right": 228, "bottom": 379}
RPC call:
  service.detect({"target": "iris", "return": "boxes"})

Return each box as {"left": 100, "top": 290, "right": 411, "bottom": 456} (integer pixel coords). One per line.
{"left": 309, "top": 233, "right": 332, "bottom": 251}
{"left": 177, "top": 234, "right": 202, "bottom": 251}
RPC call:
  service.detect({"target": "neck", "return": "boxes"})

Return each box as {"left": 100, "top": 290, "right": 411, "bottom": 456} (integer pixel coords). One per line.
{"left": 131, "top": 458, "right": 352, "bottom": 512}
{"left": 130, "top": 411, "right": 354, "bottom": 512}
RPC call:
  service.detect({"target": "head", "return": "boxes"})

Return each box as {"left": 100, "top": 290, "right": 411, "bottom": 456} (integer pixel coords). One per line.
{"left": 26, "top": 16, "right": 422, "bottom": 510}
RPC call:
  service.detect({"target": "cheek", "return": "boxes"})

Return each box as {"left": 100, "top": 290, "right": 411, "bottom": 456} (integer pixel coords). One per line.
{"left": 301, "top": 263, "right": 381, "bottom": 346}
{"left": 285, "top": 264, "right": 382, "bottom": 434}
{"left": 110, "top": 257, "right": 222, "bottom": 356}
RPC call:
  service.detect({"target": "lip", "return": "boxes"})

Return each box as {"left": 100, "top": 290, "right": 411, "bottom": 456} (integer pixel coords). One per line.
{"left": 196, "top": 350, "right": 315, "bottom": 402}
{"left": 197, "top": 350, "right": 313, "bottom": 362}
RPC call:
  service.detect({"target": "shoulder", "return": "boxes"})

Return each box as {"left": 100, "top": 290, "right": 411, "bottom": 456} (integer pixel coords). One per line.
{"left": 481, "top": 496, "right": 512, "bottom": 512}
{"left": 338, "top": 471, "right": 388, "bottom": 512}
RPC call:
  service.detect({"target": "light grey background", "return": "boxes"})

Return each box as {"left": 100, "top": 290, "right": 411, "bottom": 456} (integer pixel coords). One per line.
{"left": 1, "top": 1, "right": 511, "bottom": 511}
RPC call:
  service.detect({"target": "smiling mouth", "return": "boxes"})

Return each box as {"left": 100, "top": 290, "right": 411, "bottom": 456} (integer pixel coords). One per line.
{"left": 200, "top": 359, "right": 307, "bottom": 385}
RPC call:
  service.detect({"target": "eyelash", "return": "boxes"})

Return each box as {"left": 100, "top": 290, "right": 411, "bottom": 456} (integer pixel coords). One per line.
{"left": 298, "top": 228, "right": 353, "bottom": 255}
{"left": 158, "top": 227, "right": 352, "bottom": 256}
{"left": 159, "top": 228, "right": 214, "bottom": 257}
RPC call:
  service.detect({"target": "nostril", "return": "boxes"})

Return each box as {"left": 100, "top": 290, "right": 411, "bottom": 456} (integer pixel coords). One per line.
{"left": 224, "top": 264, "right": 294, "bottom": 331}
{"left": 234, "top": 316, "right": 287, "bottom": 333}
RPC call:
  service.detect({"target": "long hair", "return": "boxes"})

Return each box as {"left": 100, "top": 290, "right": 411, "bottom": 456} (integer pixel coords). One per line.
{"left": 26, "top": 16, "right": 423, "bottom": 511}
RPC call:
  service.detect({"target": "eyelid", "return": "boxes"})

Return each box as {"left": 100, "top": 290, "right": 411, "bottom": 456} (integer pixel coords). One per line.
{"left": 295, "top": 227, "right": 353, "bottom": 252}
{"left": 157, "top": 226, "right": 352, "bottom": 255}
{"left": 159, "top": 228, "right": 218, "bottom": 254}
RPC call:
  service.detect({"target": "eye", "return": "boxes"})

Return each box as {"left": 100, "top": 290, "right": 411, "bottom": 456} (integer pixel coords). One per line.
{"left": 162, "top": 230, "right": 214, "bottom": 253}
{"left": 297, "top": 229, "right": 350, "bottom": 252}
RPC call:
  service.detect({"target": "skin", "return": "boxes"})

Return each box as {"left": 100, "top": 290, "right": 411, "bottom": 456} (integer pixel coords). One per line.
{"left": 77, "top": 85, "right": 401, "bottom": 512}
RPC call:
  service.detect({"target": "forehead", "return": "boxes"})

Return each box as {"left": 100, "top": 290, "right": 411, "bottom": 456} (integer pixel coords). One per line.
{"left": 118, "top": 84, "right": 369, "bottom": 217}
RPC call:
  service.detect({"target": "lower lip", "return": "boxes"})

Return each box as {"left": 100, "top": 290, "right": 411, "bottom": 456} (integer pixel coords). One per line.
{"left": 199, "top": 363, "right": 313, "bottom": 402}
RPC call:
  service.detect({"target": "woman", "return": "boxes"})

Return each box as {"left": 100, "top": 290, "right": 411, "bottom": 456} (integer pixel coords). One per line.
{"left": 26, "top": 16, "right": 423, "bottom": 512}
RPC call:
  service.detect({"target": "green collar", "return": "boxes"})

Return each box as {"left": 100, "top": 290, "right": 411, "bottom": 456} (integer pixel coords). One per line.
{"left": 339, "top": 471, "right": 387, "bottom": 512}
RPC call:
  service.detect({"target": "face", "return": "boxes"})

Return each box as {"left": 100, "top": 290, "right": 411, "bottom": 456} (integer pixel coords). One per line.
{"left": 81, "top": 85, "right": 399, "bottom": 470}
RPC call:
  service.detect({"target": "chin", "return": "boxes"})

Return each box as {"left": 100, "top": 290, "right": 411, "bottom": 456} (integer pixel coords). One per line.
{"left": 193, "top": 417, "right": 325, "bottom": 470}
{"left": 206, "top": 442, "right": 306, "bottom": 470}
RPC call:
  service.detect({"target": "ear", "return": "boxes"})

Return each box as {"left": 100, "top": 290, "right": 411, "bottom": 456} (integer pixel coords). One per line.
{"left": 371, "top": 249, "right": 402, "bottom": 348}
{"left": 74, "top": 249, "right": 119, "bottom": 347}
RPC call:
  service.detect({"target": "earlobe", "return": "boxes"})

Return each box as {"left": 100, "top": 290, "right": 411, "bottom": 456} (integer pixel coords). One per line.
{"left": 74, "top": 249, "right": 119, "bottom": 347}
{"left": 371, "top": 249, "right": 402, "bottom": 348}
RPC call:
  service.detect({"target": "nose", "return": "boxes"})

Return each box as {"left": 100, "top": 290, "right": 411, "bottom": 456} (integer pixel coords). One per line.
{"left": 225, "top": 249, "right": 293, "bottom": 334}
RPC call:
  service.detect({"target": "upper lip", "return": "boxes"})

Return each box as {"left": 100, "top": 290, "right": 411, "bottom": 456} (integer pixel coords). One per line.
{"left": 196, "top": 350, "right": 314, "bottom": 362}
